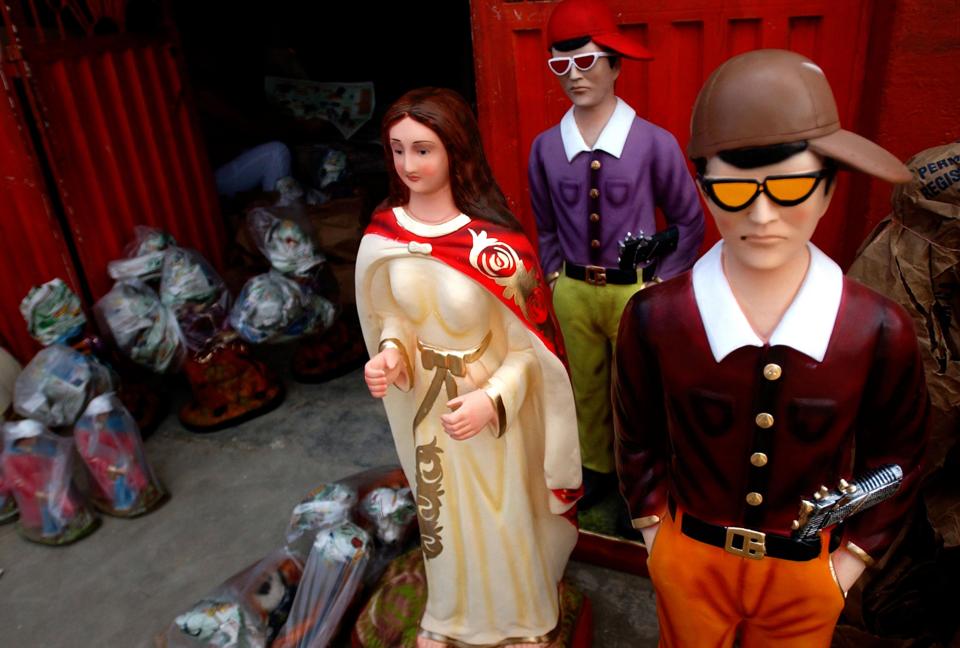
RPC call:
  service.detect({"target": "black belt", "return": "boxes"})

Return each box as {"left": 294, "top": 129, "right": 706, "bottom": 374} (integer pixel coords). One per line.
{"left": 680, "top": 511, "right": 821, "bottom": 562}
{"left": 564, "top": 262, "right": 637, "bottom": 286}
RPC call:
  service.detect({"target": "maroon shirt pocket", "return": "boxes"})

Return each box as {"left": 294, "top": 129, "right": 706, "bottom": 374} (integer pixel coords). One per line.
{"left": 684, "top": 389, "right": 735, "bottom": 438}
{"left": 787, "top": 398, "right": 838, "bottom": 443}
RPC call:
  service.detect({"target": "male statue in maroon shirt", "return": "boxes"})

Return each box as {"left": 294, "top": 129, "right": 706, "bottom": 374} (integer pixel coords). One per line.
{"left": 614, "top": 49, "right": 929, "bottom": 647}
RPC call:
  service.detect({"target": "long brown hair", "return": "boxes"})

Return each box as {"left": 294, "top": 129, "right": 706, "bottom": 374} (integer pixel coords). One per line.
{"left": 380, "top": 87, "right": 521, "bottom": 230}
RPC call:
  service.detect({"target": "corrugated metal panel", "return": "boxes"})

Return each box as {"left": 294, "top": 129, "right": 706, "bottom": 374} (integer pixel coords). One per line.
{"left": 24, "top": 37, "right": 225, "bottom": 299}
{"left": 0, "top": 1, "right": 224, "bottom": 359}
{"left": 0, "top": 68, "right": 79, "bottom": 363}
{"left": 471, "top": 0, "right": 878, "bottom": 266}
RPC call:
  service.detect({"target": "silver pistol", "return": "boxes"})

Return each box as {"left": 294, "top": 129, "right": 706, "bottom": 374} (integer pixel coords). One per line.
{"left": 791, "top": 464, "right": 903, "bottom": 541}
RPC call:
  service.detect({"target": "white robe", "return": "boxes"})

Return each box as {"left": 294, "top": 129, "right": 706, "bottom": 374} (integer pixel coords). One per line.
{"left": 355, "top": 208, "right": 581, "bottom": 646}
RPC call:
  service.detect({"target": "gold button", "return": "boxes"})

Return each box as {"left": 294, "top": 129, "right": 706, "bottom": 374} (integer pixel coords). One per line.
{"left": 746, "top": 492, "right": 763, "bottom": 506}
{"left": 590, "top": 239, "right": 600, "bottom": 249}
{"left": 590, "top": 160, "right": 601, "bottom": 171}
{"left": 589, "top": 212, "right": 600, "bottom": 223}
{"left": 750, "top": 452, "right": 768, "bottom": 467}
{"left": 755, "top": 413, "right": 774, "bottom": 429}
{"left": 763, "top": 363, "right": 782, "bottom": 381}
{"left": 589, "top": 188, "right": 599, "bottom": 199}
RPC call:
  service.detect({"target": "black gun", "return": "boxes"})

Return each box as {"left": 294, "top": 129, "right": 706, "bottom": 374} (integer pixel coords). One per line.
{"left": 617, "top": 226, "right": 679, "bottom": 282}
{"left": 791, "top": 464, "right": 903, "bottom": 541}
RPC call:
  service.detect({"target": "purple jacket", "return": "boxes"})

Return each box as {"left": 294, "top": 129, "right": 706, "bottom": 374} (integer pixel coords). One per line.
{"left": 529, "top": 112, "right": 704, "bottom": 278}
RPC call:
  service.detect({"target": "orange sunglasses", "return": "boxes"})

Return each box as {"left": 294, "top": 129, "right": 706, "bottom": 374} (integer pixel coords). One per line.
{"left": 697, "top": 170, "right": 833, "bottom": 212}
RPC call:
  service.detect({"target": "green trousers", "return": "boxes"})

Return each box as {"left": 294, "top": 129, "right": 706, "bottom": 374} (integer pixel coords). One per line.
{"left": 552, "top": 271, "right": 643, "bottom": 474}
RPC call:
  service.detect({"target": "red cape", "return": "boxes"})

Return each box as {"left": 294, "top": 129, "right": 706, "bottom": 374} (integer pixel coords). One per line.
{"left": 365, "top": 208, "right": 568, "bottom": 367}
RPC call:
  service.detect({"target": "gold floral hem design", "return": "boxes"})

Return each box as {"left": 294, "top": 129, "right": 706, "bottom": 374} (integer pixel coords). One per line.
{"left": 416, "top": 437, "right": 445, "bottom": 559}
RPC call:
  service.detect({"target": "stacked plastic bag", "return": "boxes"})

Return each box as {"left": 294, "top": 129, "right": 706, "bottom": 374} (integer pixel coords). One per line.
{"left": 1, "top": 420, "right": 98, "bottom": 544}
{"left": 230, "top": 271, "right": 334, "bottom": 346}
{"left": 107, "top": 226, "right": 177, "bottom": 282}
{"left": 169, "top": 549, "right": 304, "bottom": 648}
{"left": 274, "top": 522, "right": 370, "bottom": 648}
{"left": 13, "top": 344, "right": 115, "bottom": 428}
{"left": 74, "top": 393, "right": 166, "bottom": 516}
{"left": 230, "top": 209, "right": 334, "bottom": 345}
{"left": 19, "top": 278, "right": 87, "bottom": 346}
{"left": 161, "top": 468, "right": 417, "bottom": 648}
{"left": 160, "top": 248, "right": 232, "bottom": 352}
{"left": 96, "top": 280, "right": 186, "bottom": 373}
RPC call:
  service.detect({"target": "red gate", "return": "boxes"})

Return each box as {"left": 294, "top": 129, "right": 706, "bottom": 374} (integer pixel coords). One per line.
{"left": 470, "top": 0, "right": 884, "bottom": 266}
{"left": 0, "top": 63, "right": 80, "bottom": 362}
{"left": 0, "top": 0, "right": 224, "bottom": 361}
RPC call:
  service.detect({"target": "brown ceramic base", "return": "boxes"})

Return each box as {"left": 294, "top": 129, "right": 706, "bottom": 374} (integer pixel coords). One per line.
{"left": 179, "top": 383, "right": 285, "bottom": 433}
{"left": 292, "top": 314, "right": 367, "bottom": 384}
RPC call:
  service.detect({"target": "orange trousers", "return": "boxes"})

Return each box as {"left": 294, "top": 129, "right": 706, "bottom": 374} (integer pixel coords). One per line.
{"left": 647, "top": 509, "right": 846, "bottom": 648}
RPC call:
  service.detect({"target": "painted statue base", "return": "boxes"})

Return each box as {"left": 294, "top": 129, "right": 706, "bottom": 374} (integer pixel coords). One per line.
{"left": 179, "top": 341, "right": 284, "bottom": 433}
{"left": 352, "top": 549, "right": 593, "bottom": 648}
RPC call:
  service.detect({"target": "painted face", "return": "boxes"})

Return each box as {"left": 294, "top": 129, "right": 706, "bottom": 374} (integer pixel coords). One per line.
{"left": 388, "top": 116, "right": 451, "bottom": 198}
{"left": 702, "top": 150, "right": 834, "bottom": 272}
{"left": 550, "top": 40, "right": 619, "bottom": 109}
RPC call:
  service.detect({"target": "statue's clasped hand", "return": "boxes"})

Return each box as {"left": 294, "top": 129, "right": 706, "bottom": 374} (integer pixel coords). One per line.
{"left": 441, "top": 390, "right": 498, "bottom": 441}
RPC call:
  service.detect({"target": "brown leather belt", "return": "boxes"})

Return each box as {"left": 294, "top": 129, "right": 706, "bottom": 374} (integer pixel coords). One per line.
{"left": 564, "top": 262, "right": 637, "bottom": 286}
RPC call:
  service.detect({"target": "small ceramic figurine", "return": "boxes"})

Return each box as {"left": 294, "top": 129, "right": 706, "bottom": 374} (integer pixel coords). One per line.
{"left": 357, "top": 88, "right": 582, "bottom": 647}
{"left": 528, "top": 0, "right": 705, "bottom": 508}
{"left": 614, "top": 50, "right": 930, "bottom": 647}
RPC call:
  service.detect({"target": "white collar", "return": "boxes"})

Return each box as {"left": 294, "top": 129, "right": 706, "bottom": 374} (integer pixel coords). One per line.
{"left": 393, "top": 207, "right": 471, "bottom": 238}
{"left": 691, "top": 241, "right": 843, "bottom": 363}
{"left": 560, "top": 97, "right": 636, "bottom": 162}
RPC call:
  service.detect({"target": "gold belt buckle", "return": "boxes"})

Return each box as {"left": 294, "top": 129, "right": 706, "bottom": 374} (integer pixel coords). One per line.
{"left": 585, "top": 265, "right": 607, "bottom": 286}
{"left": 724, "top": 526, "right": 766, "bottom": 560}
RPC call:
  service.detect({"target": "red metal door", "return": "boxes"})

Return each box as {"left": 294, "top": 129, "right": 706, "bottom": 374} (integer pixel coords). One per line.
{"left": 0, "top": 64, "right": 80, "bottom": 362}
{"left": 0, "top": 1, "right": 225, "bottom": 359}
{"left": 470, "top": 0, "right": 878, "bottom": 265}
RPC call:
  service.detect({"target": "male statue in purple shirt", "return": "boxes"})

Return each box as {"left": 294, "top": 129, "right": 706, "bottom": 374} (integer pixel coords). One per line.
{"left": 528, "top": 0, "right": 704, "bottom": 508}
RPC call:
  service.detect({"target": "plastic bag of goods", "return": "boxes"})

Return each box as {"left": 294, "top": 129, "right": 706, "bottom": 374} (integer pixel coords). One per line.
{"left": 163, "top": 548, "right": 303, "bottom": 648}
{"left": 107, "top": 226, "right": 177, "bottom": 282}
{"left": 247, "top": 208, "right": 325, "bottom": 277}
{"left": 0, "top": 452, "right": 17, "bottom": 524}
{"left": 230, "top": 271, "right": 335, "bottom": 344}
{"left": 1, "top": 419, "right": 98, "bottom": 544}
{"left": 20, "top": 278, "right": 87, "bottom": 346}
{"left": 13, "top": 344, "right": 115, "bottom": 428}
{"left": 284, "top": 482, "right": 357, "bottom": 561}
{"left": 160, "top": 248, "right": 232, "bottom": 351}
{"left": 359, "top": 486, "right": 416, "bottom": 545}
{"left": 95, "top": 280, "right": 185, "bottom": 373}
{"left": 74, "top": 392, "right": 166, "bottom": 517}
{"left": 274, "top": 522, "right": 371, "bottom": 648}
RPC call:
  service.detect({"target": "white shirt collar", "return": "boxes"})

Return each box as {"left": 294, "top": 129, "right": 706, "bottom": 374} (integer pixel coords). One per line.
{"left": 393, "top": 207, "right": 471, "bottom": 238}
{"left": 560, "top": 97, "right": 636, "bottom": 162}
{"left": 691, "top": 241, "right": 843, "bottom": 363}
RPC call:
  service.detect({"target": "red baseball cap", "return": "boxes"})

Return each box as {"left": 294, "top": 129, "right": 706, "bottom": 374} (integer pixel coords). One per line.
{"left": 547, "top": 0, "right": 653, "bottom": 60}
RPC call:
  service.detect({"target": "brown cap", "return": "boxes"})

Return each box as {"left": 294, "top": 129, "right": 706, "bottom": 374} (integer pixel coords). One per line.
{"left": 688, "top": 49, "right": 911, "bottom": 183}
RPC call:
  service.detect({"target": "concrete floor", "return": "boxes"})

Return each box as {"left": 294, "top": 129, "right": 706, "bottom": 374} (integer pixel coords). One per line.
{"left": 0, "top": 356, "right": 658, "bottom": 648}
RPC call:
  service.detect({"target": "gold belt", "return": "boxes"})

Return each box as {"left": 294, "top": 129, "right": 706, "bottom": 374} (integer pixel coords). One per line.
{"left": 413, "top": 331, "right": 492, "bottom": 433}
